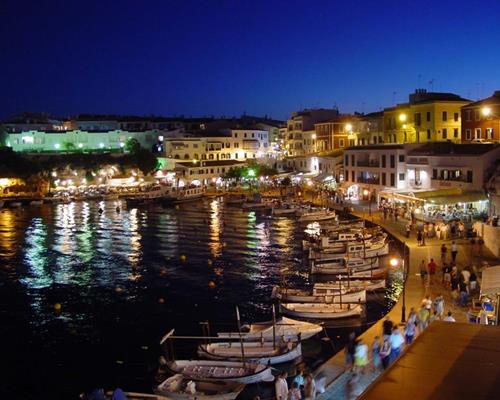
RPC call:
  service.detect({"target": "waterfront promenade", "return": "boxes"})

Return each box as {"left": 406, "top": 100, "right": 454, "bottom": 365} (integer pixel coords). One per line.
{"left": 313, "top": 202, "right": 499, "bottom": 399}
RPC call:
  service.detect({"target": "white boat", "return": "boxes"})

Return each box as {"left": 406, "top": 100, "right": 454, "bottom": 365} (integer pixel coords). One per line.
{"left": 125, "top": 185, "right": 173, "bottom": 206}
{"left": 216, "top": 317, "right": 322, "bottom": 341}
{"left": 198, "top": 341, "right": 302, "bottom": 365}
{"left": 311, "top": 257, "right": 379, "bottom": 275}
{"left": 298, "top": 210, "right": 336, "bottom": 223}
{"left": 349, "top": 266, "right": 388, "bottom": 279}
{"left": 272, "top": 285, "right": 366, "bottom": 304}
{"left": 167, "top": 360, "right": 274, "bottom": 384}
{"left": 272, "top": 204, "right": 300, "bottom": 216}
{"left": 309, "top": 240, "right": 389, "bottom": 261}
{"left": 305, "top": 231, "right": 387, "bottom": 252}
{"left": 280, "top": 303, "right": 363, "bottom": 319}
{"left": 155, "top": 374, "right": 244, "bottom": 400}
{"left": 316, "top": 279, "right": 386, "bottom": 293}
{"left": 171, "top": 187, "right": 205, "bottom": 203}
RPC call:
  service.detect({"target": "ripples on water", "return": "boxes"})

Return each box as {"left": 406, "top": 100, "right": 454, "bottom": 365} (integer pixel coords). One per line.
{"left": 0, "top": 199, "right": 401, "bottom": 399}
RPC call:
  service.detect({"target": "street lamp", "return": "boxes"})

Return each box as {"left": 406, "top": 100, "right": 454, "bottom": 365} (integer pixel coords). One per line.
{"left": 345, "top": 123, "right": 353, "bottom": 132}
{"left": 390, "top": 243, "right": 407, "bottom": 323}
{"left": 399, "top": 113, "right": 407, "bottom": 122}
{"left": 481, "top": 106, "right": 492, "bottom": 117}
{"left": 363, "top": 189, "right": 372, "bottom": 216}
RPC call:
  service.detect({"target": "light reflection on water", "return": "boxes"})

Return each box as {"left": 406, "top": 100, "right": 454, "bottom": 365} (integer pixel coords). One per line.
{"left": 0, "top": 199, "right": 401, "bottom": 399}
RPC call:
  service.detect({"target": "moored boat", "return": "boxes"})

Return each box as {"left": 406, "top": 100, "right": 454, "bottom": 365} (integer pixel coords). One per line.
{"left": 155, "top": 374, "right": 245, "bottom": 400}
{"left": 167, "top": 360, "right": 274, "bottom": 384}
{"left": 280, "top": 303, "right": 363, "bottom": 319}
{"left": 298, "top": 210, "right": 336, "bottom": 223}
{"left": 272, "top": 285, "right": 366, "bottom": 303}
{"left": 197, "top": 341, "right": 302, "bottom": 365}
{"left": 315, "top": 279, "right": 386, "bottom": 293}
{"left": 310, "top": 257, "right": 379, "bottom": 275}
{"left": 216, "top": 317, "right": 322, "bottom": 341}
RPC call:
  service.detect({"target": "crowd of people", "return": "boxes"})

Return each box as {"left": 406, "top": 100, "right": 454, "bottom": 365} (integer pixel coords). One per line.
{"left": 273, "top": 369, "right": 319, "bottom": 400}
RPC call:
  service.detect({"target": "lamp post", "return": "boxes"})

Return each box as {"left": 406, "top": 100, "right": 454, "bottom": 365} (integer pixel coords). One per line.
{"left": 390, "top": 242, "right": 407, "bottom": 323}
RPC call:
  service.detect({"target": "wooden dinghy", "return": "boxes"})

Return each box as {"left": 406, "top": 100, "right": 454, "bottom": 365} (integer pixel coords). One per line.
{"left": 167, "top": 360, "right": 274, "bottom": 384}
{"left": 216, "top": 317, "right": 323, "bottom": 341}
{"left": 279, "top": 303, "right": 363, "bottom": 319}
{"left": 198, "top": 341, "right": 302, "bottom": 365}
{"left": 272, "top": 285, "right": 366, "bottom": 304}
{"left": 155, "top": 374, "right": 245, "bottom": 400}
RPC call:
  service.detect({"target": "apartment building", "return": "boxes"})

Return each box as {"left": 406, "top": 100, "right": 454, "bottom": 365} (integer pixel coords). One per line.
{"left": 283, "top": 108, "right": 339, "bottom": 156}
{"left": 384, "top": 89, "right": 470, "bottom": 144}
{"left": 461, "top": 90, "right": 500, "bottom": 143}
{"left": 314, "top": 115, "right": 359, "bottom": 151}
{"left": 174, "top": 160, "right": 246, "bottom": 186}
{"left": 164, "top": 128, "right": 270, "bottom": 162}
{"left": 343, "top": 144, "right": 413, "bottom": 200}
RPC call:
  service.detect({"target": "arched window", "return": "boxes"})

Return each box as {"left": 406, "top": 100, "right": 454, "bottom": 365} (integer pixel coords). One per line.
{"left": 209, "top": 154, "right": 214, "bottom": 160}
{"left": 174, "top": 154, "right": 180, "bottom": 159}
{"left": 194, "top": 153, "right": 199, "bottom": 159}
{"left": 201, "top": 154, "right": 207, "bottom": 160}
{"left": 184, "top": 154, "right": 190, "bottom": 159}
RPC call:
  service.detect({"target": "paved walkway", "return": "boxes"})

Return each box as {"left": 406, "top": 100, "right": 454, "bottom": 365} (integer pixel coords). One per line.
{"left": 312, "top": 201, "right": 499, "bottom": 400}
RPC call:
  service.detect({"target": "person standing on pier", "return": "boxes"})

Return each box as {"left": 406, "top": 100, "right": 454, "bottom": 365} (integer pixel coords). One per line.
{"left": 405, "top": 308, "right": 418, "bottom": 344}
{"left": 427, "top": 259, "right": 437, "bottom": 285}
{"left": 419, "top": 260, "right": 428, "bottom": 285}
{"left": 451, "top": 241, "right": 458, "bottom": 263}
{"left": 379, "top": 336, "right": 391, "bottom": 369}
{"left": 440, "top": 244, "right": 447, "bottom": 264}
{"left": 345, "top": 332, "right": 357, "bottom": 370}
{"left": 304, "top": 373, "right": 316, "bottom": 400}
{"left": 389, "top": 326, "right": 404, "bottom": 362}
{"left": 382, "top": 317, "right": 393, "bottom": 339}
{"left": 274, "top": 371, "right": 288, "bottom": 400}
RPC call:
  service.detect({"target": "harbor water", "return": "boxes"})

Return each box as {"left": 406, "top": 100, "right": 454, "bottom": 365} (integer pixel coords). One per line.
{"left": 0, "top": 198, "right": 402, "bottom": 399}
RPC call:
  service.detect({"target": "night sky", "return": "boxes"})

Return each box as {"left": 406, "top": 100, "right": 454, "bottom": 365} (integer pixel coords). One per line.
{"left": 2, "top": 0, "right": 500, "bottom": 120}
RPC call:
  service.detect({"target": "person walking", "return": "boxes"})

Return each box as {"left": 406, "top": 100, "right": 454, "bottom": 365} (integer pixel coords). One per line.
{"left": 419, "top": 260, "right": 428, "bottom": 285}
{"left": 382, "top": 317, "right": 393, "bottom": 339}
{"left": 344, "top": 332, "right": 356, "bottom": 370}
{"left": 405, "top": 308, "right": 418, "bottom": 344}
{"left": 436, "top": 223, "right": 441, "bottom": 240}
{"left": 427, "top": 259, "right": 437, "bottom": 285}
{"left": 389, "top": 326, "right": 404, "bottom": 363}
{"left": 469, "top": 270, "right": 478, "bottom": 292}
{"left": 379, "top": 336, "right": 391, "bottom": 369}
{"left": 371, "top": 336, "right": 381, "bottom": 372}
{"left": 451, "top": 241, "right": 458, "bottom": 263}
{"left": 303, "top": 374, "right": 316, "bottom": 400}
{"left": 354, "top": 339, "right": 369, "bottom": 374}
{"left": 417, "top": 230, "right": 423, "bottom": 246}
{"left": 274, "top": 371, "right": 288, "bottom": 400}
{"left": 419, "top": 306, "right": 430, "bottom": 331}
{"left": 443, "top": 263, "right": 452, "bottom": 288}
{"left": 289, "top": 382, "right": 301, "bottom": 400}
{"left": 406, "top": 222, "right": 411, "bottom": 238}
{"left": 434, "top": 294, "right": 445, "bottom": 319}
{"left": 440, "top": 244, "right": 447, "bottom": 264}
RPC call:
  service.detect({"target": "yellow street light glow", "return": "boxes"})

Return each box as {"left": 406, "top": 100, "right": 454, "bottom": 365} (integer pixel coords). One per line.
{"left": 399, "top": 113, "right": 407, "bottom": 122}
{"left": 363, "top": 189, "right": 369, "bottom": 196}
{"left": 402, "top": 124, "right": 407, "bottom": 129}
{"left": 311, "top": 133, "right": 317, "bottom": 140}
{"left": 482, "top": 106, "right": 492, "bottom": 117}
{"left": 389, "top": 258, "right": 400, "bottom": 267}
{"left": 192, "top": 159, "right": 198, "bottom": 164}
{"left": 345, "top": 123, "right": 353, "bottom": 132}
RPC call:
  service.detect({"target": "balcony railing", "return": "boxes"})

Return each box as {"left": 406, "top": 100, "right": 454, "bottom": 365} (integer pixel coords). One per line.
{"left": 356, "top": 177, "right": 380, "bottom": 184}
{"left": 356, "top": 160, "right": 380, "bottom": 167}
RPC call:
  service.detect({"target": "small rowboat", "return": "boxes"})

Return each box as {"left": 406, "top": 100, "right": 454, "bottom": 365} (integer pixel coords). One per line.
{"left": 298, "top": 210, "right": 336, "bottom": 223}
{"left": 315, "top": 280, "right": 386, "bottom": 293}
{"left": 155, "top": 374, "right": 245, "bottom": 400}
{"left": 349, "top": 267, "right": 388, "bottom": 279}
{"left": 279, "top": 303, "right": 363, "bottom": 319}
{"left": 310, "top": 257, "right": 379, "bottom": 275}
{"left": 167, "top": 360, "right": 274, "bottom": 384}
{"left": 216, "top": 317, "right": 322, "bottom": 341}
{"left": 272, "top": 285, "right": 366, "bottom": 304}
{"left": 198, "top": 341, "right": 302, "bottom": 365}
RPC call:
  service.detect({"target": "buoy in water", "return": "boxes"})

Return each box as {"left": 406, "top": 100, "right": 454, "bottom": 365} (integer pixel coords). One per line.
{"left": 54, "top": 303, "right": 62, "bottom": 312}
{"left": 208, "top": 281, "right": 216, "bottom": 289}
{"left": 158, "top": 297, "right": 165, "bottom": 304}
{"left": 175, "top": 205, "right": 180, "bottom": 210}
{"left": 207, "top": 259, "right": 213, "bottom": 266}
{"left": 180, "top": 255, "right": 187, "bottom": 262}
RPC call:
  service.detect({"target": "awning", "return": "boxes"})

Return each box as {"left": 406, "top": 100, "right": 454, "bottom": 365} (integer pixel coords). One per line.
{"left": 413, "top": 188, "right": 462, "bottom": 199}
{"left": 314, "top": 171, "right": 335, "bottom": 182}
{"left": 423, "top": 191, "right": 488, "bottom": 205}
{"left": 481, "top": 265, "right": 500, "bottom": 296}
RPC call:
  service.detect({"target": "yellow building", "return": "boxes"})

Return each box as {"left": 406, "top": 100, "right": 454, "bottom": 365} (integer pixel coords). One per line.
{"left": 384, "top": 89, "right": 470, "bottom": 144}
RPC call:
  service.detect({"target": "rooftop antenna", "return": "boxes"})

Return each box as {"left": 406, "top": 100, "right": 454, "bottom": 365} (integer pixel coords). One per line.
{"left": 392, "top": 91, "right": 397, "bottom": 104}
{"left": 417, "top": 73, "right": 422, "bottom": 88}
{"left": 428, "top": 79, "right": 435, "bottom": 91}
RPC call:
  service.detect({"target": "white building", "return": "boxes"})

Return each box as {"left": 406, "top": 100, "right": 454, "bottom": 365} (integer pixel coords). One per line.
{"left": 173, "top": 160, "right": 246, "bottom": 186}
{"left": 164, "top": 129, "right": 270, "bottom": 162}
{"left": 343, "top": 144, "right": 413, "bottom": 200}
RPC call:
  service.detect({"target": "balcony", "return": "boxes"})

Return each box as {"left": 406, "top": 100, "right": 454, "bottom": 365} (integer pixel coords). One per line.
{"left": 407, "top": 157, "right": 428, "bottom": 165}
{"left": 356, "top": 160, "right": 380, "bottom": 167}
{"left": 356, "top": 176, "right": 380, "bottom": 184}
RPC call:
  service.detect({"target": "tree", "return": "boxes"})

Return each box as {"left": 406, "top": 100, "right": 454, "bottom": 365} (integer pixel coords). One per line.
{"left": 63, "top": 141, "right": 76, "bottom": 152}
{"left": 134, "top": 149, "right": 158, "bottom": 175}
{"left": 125, "top": 138, "right": 141, "bottom": 154}
{"left": 0, "top": 125, "right": 7, "bottom": 147}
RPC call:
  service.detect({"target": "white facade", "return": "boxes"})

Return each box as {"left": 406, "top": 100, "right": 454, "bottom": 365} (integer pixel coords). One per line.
{"left": 164, "top": 129, "right": 269, "bottom": 162}
{"left": 174, "top": 160, "right": 246, "bottom": 186}
{"left": 7, "top": 129, "right": 167, "bottom": 152}
{"left": 343, "top": 144, "right": 414, "bottom": 199}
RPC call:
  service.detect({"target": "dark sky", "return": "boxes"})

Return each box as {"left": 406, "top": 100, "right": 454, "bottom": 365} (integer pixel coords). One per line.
{"left": 2, "top": 0, "right": 500, "bottom": 120}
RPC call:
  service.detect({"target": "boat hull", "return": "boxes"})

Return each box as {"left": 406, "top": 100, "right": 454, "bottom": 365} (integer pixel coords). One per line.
{"left": 156, "top": 374, "right": 244, "bottom": 400}
{"left": 280, "top": 303, "right": 363, "bottom": 319}
{"left": 197, "top": 342, "right": 302, "bottom": 365}
{"left": 167, "top": 360, "right": 274, "bottom": 384}
{"left": 273, "top": 287, "right": 366, "bottom": 304}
